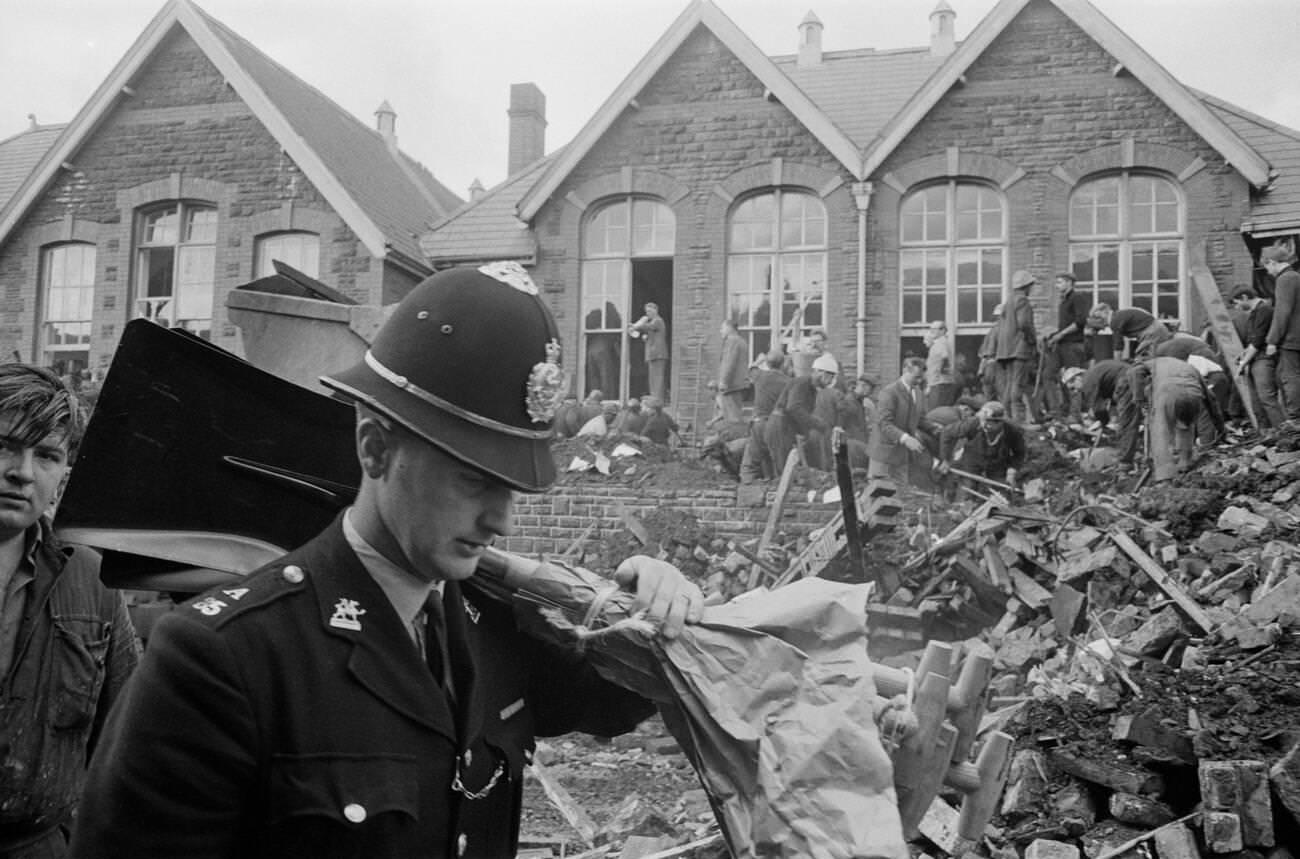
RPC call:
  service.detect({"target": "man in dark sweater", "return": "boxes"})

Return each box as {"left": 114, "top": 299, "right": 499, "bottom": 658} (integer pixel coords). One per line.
{"left": 766, "top": 354, "right": 838, "bottom": 471}
{"left": 939, "top": 400, "right": 1027, "bottom": 489}
{"left": 739, "top": 351, "right": 792, "bottom": 483}
{"left": 1089, "top": 303, "right": 1169, "bottom": 359}
{"left": 1042, "top": 273, "right": 1092, "bottom": 418}
{"left": 1231, "top": 285, "right": 1284, "bottom": 428}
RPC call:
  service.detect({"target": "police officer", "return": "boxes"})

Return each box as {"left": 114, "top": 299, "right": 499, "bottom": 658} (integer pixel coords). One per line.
{"left": 71, "top": 264, "right": 704, "bottom": 859}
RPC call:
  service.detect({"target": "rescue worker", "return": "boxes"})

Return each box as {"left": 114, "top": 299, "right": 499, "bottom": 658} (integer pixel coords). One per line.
{"left": 766, "top": 353, "right": 838, "bottom": 471}
{"left": 739, "top": 350, "right": 791, "bottom": 483}
{"left": 939, "top": 400, "right": 1027, "bottom": 490}
{"left": 71, "top": 264, "right": 704, "bottom": 859}
{"left": 1125, "top": 356, "right": 1226, "bottom": 482}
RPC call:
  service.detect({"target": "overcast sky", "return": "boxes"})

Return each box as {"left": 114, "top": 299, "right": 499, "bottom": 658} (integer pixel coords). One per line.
{"left": 2, "top": 0, "right": 1298, "bottom": 202}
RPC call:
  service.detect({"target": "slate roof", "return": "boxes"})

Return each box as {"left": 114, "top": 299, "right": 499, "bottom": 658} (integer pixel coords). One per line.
{"left": 1198, "top": 91, "right": 1300, "bottom": 238}
{"left": 193, "top": 5, "right": 461, "bottom": 262}
{"left": 0, "top": 123, "right": 63, "bottom": 213}
{"left": 419, "top": 155, "right": 554, "bottom": 265}
{"left": 772, "top": 47, "right": 947, "bottom": 150}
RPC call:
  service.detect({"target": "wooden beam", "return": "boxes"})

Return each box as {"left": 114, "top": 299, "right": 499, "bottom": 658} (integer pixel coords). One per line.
{"left": 1109, "top": 529, "right": 1213, "bottom": 634}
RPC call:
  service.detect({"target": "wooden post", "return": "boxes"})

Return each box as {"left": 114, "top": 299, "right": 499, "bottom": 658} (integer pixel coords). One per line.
{"left": 1190, "top": 240, "right": 1258, "bottom": 430}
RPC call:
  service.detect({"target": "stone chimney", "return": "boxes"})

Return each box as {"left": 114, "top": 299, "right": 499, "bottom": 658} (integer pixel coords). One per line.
{"left": 374, "top": 100, "right": 397, "bottom": 148}
{"left": 930, "top": 0, "right": 956, "bottom": 57}
{"left": 797, "top": 11, "right": 823, "bottom": 68}
{"left": 507, "top": 83, "right": 547, "bottom": 177}
{"left": 469, "top": 179, "right": 485, "bottom": 202}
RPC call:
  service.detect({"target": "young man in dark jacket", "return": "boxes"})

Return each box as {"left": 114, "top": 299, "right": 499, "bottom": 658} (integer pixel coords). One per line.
{"left": 0, "top": 365, "right": 137, "bottom": 858}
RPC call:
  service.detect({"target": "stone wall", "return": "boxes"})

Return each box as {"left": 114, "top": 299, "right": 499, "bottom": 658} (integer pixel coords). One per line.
{"left": 499, "top": 481, "right": 839, "bottom": 560}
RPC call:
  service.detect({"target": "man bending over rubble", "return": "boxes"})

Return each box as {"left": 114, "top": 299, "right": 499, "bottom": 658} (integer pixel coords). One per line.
{"left": 1124, "top": 356, "right": 1226, "bottom": 481}
{"left": 938, "top": 400, "right": 1027, "bottom": 491}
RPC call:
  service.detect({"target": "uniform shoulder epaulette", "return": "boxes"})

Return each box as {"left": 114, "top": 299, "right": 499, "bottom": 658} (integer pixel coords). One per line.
{"left": 183, "top": 562, "right": 309, "bottom": 627}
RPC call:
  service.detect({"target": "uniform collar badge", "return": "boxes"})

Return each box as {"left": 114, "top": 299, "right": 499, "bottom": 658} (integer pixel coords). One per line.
{"left": 463, "top": 597, "right": 480, "bottom": 624}
{"left": 329, "top": 597, "right": 367, "bottom": 631}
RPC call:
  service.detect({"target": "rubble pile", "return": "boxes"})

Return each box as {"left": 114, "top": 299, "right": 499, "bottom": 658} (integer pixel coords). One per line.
{"left": 520, "top": 423, "right": 1300, "bottom": 858}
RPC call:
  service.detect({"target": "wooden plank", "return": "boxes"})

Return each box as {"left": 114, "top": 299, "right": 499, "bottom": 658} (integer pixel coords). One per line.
{"left": 527, "top": 756, "right": 599, "bottom": 845}
{"left": 1190, "top": 240, "right": 1258, "bottom": 429}
{"left": 758, "top": 447, "right": 800, "bottom": 555}
{"left": 1109, "top": 529, "right": 1214, "bottom": 634}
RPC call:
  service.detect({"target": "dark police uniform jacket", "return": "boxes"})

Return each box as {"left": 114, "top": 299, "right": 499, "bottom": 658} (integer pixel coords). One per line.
{"left": 69, "top": 517, "right": 654, "bottom": 859}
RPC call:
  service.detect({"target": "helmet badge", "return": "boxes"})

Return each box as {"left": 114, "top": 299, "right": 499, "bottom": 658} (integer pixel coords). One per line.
{"left": 526, "top": 338, "right": 567, "bottom": 424}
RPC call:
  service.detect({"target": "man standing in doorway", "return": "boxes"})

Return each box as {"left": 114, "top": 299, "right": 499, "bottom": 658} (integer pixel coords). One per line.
{"left": 631, "top": 302, "right": 669, "bottom": 402}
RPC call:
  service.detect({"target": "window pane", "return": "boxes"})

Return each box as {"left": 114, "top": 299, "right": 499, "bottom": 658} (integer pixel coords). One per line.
{"left": 780, "top": 192, "right": 826, "bottom": 248}
{"left": 730, "top": 195, "right": 775, "bottom": 251}
{"left": 185, "top": 206, "right": 218, "bottom": 243}
{"left": 142, "top": 207, "right": 179, "bottom": 245}
{"left": 1071, "top": 177, "right": 1119, "bottom": 237}
{"left": 902, "top": 292, "right": 923, "bottom": 325}
{"left": 585, "top": 202, "right": 629, "bottom": 256}
{"left": 176, "top": 245, "right": 214, "bottom": 320}
{"left": 141, "top": 247, "right": 175, "bottom": 298}
{"left": 256, "top": 232, "right": 320, "bottom": 279}
{"left": 632, "top": 199, "right": 674, "bottom": 255}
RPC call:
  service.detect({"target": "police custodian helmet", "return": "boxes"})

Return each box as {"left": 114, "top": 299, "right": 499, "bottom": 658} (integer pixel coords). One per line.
{"left": 322, "top": 262, "right": 566, "bottom": 492}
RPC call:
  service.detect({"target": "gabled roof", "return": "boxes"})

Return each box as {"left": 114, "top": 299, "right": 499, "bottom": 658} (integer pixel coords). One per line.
{"left": 515, "top": 0, "right": 864, "bottom": 222}
{"left": 420, "top": 155, "right": 555, "bottom": 266}
{"left": 1197, "top": 92, "right": 1300, "bottom": 238}
{"left": 0, "top": 0, "right": 460, "bottom": 263}
{"left": 0, "top": 123, "right": 63, "bottom": 212}
{"left": 861, "top": 0, "right": 1271, "bottom": 185}
{"left": 772, "top": 46, "right": 946, "bottom": 151}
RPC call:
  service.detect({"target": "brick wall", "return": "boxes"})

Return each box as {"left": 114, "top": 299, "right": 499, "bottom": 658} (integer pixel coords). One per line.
{"left": 499, "top": 481, "right": 840, "bottom": 560}
{"left": 0, "top": 28, "right": 391, "bottom": 368}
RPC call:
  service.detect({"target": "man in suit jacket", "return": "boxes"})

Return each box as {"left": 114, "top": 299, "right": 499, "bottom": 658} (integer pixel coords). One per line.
{"left": 71, "top": 264, "right": 704, "bottom": 859}
{"left": 867, "top": 357, "right": 936, "bottom": 486}
{"left": 716, "top": 319, "right": 749, "bottom": 423}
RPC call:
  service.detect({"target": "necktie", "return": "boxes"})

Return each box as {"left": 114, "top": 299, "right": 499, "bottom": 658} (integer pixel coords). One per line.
{"left": 423, "top": 592, "right": 450, "bottom": 690}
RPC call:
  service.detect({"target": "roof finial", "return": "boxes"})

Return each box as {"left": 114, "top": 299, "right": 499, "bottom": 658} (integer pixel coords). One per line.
{"left": 930, "top": 0, "right": 956, "bottom": 58}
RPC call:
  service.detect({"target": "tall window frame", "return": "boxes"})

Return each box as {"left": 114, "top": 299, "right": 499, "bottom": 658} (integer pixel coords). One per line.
{"left": 1068, "top": 172, "right": 1185, "bottom": 323}
{"left": 725, "top": 188, "right": 828, "bottom": 362}
{"left": 255, "top": 230, "right": 320, "bottom": 279}
{"left": 39, "top": 242, "right": 96, "bottom": 376}
{"left": 134, "top": 201, "right": 218, "bottom": 339}
{"left": 899, "top": 180, "right": 1007, "bottom": 344}
{"left": 579, "top": 196, "right": 675, "bottom": 399}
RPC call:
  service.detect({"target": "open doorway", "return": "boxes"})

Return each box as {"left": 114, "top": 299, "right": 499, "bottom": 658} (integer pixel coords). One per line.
{"left": 628, "top": 259, "right": 673, "bottom": 402}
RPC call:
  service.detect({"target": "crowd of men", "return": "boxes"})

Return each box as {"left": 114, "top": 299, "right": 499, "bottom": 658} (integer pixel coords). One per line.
{"left": 704, "top": 245, "right": 1300, "bottom": 492}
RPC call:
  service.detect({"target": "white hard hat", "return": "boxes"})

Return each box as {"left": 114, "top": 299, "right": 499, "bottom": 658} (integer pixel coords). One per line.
{"left": 812, "top": 354, "right": 839, "bottom": 375}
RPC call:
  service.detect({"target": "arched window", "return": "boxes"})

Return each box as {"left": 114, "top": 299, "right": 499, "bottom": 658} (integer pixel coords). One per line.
{"left": 1069, "top": 173, "right": 1183, "bottom": 322}
{"left": 899, "top": 180, "right": 1005, "bottom": 364}
{"left": 579, "top": 197, "right": 675, "bottom": 400}
{"left": 134, "top": 201, "right": 218, "bottom": 339}
{"left": 726, "top": 189, "right": 827, "bottom": 361}
{"left": 255, "top": 231, "right": 320, "bottom": 279}
{"left": 40, "top": 242, "right": 96, "bottom": 376}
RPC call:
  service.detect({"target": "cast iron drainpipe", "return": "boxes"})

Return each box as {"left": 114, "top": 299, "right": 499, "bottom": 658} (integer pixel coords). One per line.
{"left": 851, "top": 181, "right": 875, "bottom": 376}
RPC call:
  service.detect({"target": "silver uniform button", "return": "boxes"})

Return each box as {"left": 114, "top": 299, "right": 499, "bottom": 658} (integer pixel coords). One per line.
{"left": 343, "top": 803, "right": 366, "bottom": 823}
{"left": 457, "top": 833, "right": 468, "bottom": 856}
{"left": 282, "top": 565, "right": 304, "bottom": 584}
{"left": 462, "top": 749, "right": 472, "bottom": 767}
